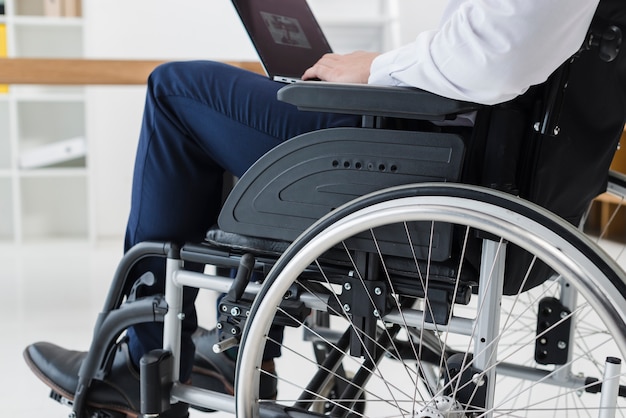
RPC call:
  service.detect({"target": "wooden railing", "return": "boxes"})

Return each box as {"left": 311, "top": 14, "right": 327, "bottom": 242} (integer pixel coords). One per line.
{"left": 0, "top": 58, "right": 264, "bottom": 85}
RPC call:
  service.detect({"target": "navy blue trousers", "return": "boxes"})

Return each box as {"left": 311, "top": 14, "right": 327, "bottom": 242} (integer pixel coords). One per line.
{"left": 122, "top": 61, "right": 361, "bottom": 379}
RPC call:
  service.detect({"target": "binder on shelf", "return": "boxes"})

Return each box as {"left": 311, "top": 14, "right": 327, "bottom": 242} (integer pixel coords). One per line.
{"left": 0, "top": 23, "right": 7, "bottom": 94}
{"left": 62, "top": 0, "right": 81, "bottom": 17}
{"left": 19, "top": 137, "right": 87, "bottom": 169}
{"left": 43, "top": 0, "right": 81, "bottom": 17}
{"left": 0, "top": 0, "right": 5, "bottom": 15}
{"left": 43, "top": 0, "right": 63, "bottom": 17}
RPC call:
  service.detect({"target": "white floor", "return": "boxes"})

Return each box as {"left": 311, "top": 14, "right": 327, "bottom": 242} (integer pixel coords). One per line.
{"left": 0, "top": 240, "right": 235, "bottom": 418}
{"left": 3, "top": 237, "right": 626, "bottom": 417}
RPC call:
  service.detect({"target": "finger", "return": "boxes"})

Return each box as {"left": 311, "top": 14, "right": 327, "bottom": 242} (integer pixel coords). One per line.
{"left": 302, "top": 62, "right": 331, "bottom": 80}
{"left": 301, "top": 66, "right": 319, "bottom": 80}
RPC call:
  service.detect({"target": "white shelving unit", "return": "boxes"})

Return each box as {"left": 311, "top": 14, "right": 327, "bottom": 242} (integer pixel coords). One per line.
{"left": 0, "top": 0, "right": 87, "bottom": 243}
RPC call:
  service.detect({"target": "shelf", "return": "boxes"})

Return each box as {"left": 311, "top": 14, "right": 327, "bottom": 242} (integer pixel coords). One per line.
{"left": 10, "top": 16, "right": 82, "bottom": 26}
{"left": 0, "top": 177, "right": 14, "bottom": 241}
{"left": 14, "top": 0, "right": 81, "bottom": 18}
{"left": 13, "top": 23, "right": 83, "bottom": 57}
{"left": 320, "top": 17, "right": 392, "bottom": 28}
{"left": 0, "top": 100, "right": 10, "bottom": 169}
{"left": 17, "top": 100, "right": 85, "bottom": 151}
{"left": 309, "top": 0, "right": 384, "bottom": 19}
{"left": 12, "top": 87, "right": 84, "bottom": 100}
{"left": 19, "top": 167, "right": 88, "bottom": 177}
{"left": 20, "top": 176, "right": 88, "bottom": 241}
{"left": 322, "top": 23, "right": 390, "bottom": 53}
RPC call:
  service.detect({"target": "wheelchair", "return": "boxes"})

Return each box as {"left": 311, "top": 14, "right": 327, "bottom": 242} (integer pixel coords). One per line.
{"left": 26, "top": 22, "right": 626, "bottom": 418}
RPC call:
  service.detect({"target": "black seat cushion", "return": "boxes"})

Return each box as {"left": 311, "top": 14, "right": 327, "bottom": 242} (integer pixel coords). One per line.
{"left": 204, "top": 227, "right": 477, "bottom": 286}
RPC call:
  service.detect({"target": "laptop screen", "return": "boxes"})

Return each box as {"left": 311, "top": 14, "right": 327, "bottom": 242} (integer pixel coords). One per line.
{"left": 232, "top": 0, "right": 333, "bottom": 79}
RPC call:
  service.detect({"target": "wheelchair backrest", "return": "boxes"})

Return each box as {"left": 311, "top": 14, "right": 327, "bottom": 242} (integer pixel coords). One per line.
{"left": 470, "top": 0, "right": 626, "bottom": 228}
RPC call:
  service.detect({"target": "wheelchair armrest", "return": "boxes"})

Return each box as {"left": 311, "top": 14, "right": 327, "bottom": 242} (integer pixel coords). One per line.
{"left": 277, "top": 81, "right": 482, "bottom": 121}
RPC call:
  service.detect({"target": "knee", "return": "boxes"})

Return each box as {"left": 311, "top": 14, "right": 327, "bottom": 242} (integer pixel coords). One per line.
{"left": 147, "top": 60, "right": 248, "bottom": 98}
{"left": 147, "top": 61, "right": 199, "bottom": 93}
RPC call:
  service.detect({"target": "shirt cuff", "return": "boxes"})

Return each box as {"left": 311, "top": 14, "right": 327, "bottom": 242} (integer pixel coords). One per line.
{"left": 368, "top": 50, "right": 402, "bottom": 86}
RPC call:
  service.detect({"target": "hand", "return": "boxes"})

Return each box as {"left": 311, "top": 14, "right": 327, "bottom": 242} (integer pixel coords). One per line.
{"left": 302, "top": 51, "right": 380, "bottom": 83}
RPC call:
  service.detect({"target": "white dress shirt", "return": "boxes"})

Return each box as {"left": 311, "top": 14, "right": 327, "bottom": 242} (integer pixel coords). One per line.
{"left": 369, "top": 0, "right": 600, "bottom": 104}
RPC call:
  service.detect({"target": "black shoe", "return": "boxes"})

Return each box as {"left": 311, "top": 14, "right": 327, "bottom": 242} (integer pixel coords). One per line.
{"left": 23, "top": 339, "right": 188, "bottom": 418}
{"left": 192, "top": 327, "right": 277, "bottom": 399}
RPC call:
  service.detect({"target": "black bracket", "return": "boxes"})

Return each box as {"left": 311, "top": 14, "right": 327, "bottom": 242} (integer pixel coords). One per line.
{"left": 140, "top": 349, "right": 174, "bottom": 416}
{"left": 445, "top": 353, "right": 487, "bottom": 409}
{"left": 217, "top": 254, "right": 311, "bottom": 343}
{"left": 336, "top": 263, "right": 389, "bottom": 357}
{"left": 338, "top": 276, "right": 388, "bottom": 319}
{"left": 217, "top": 254, "right": 256, "bottom": 342}
{"left": 535, "top": 297, "right": 572, "bottom": 365}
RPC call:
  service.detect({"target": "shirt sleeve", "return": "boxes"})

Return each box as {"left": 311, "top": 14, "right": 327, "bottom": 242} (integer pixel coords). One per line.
{"left": 368, "top": 0, "right": 600, "bottom": 105}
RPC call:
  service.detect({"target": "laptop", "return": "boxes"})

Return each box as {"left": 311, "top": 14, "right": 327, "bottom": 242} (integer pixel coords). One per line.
{"left": 231, "top": 0, "right": 333, "bottom": 83}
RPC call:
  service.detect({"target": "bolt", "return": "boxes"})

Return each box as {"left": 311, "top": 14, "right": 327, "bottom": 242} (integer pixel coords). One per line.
{"left": 533, "top": 122, "right": 541, "bottom": 132}
{"left": 472, "top": 373, "right": 485, "bottom": 387}
{"left": 558, "top": 341, "right": 567, "bottom": 350}
{"left": 560, "top": 311, "right": 569, "bottom": 319}
{"left": 344, "top": 282, "right": 352, "bottom": 291}
{"left": 373, "top": 309, "right": 380, "bottom": 317}
{"left": 177, "top": 312, "right": 186, "bottom": 320}
{"left": 231, "top": 307, "right": 241, "bottom": 317}
{"left": 216, "top": 323, "right": 223, "bottom": 330}
{"left": 221, "top": 304, "right": 228, "bottom": 312}
{"left": 343, "top": 304, "right": 351, "bottom": 312}
{"left": 231, "top": 328, "right": 237, "bottom": 335}
{"left": 553, "top": 126, "right": 561, "bottom": 136}
{"left": 374, "top": 287, "right": 382, "bottom": 296}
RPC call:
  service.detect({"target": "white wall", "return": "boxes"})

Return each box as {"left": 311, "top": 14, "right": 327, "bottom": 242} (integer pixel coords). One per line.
{"left": 83, "top": 0, "right": 446, "bottom": 239}
{"left": 83, "top": 0, "right": 256, "bottom": 60}
{"left": 396, "top": 0, "right": 447, "bottom": 44}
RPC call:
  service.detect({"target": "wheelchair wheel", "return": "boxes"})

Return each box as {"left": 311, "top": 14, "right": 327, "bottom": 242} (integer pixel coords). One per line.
{"left": 236, "top": 183, "right": 626, "bottom": 418}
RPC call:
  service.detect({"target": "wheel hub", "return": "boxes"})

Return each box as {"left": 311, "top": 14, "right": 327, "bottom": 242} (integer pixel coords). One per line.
{"left": 415, "top": 396, "right": 467, "bottom": 418}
